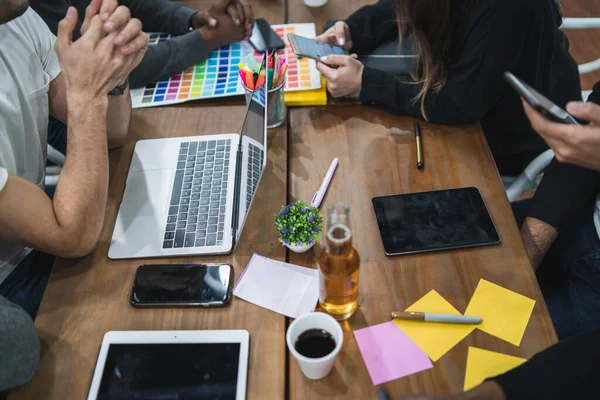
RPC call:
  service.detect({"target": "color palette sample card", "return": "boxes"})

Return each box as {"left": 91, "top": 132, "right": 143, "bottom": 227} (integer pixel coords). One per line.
{"left": 274, "top": 23, "right": 321, "bottom": 91}
{"left": 132, "top": 24, "right": 321, "bottom": 109}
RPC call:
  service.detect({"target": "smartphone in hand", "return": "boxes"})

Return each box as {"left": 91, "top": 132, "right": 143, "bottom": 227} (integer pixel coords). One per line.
{"left": 287, "top": 33, "right": 346, "bottom": 61}
{"left": 504, "top": 72, "right": 579, "bottom": 125}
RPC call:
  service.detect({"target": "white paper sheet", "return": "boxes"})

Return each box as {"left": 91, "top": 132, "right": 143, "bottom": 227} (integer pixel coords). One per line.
{"left": 233, "top": 254, "right": 319, "bottom": 318}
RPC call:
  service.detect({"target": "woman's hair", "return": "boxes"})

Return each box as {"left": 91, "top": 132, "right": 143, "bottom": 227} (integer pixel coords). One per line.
{"left": 396, "top": 0, "right": 474, "bottom": 120}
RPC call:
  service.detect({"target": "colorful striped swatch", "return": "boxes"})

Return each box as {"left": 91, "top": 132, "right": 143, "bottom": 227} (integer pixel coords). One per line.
{"left": 132, "top": 23, "right": 321, "bottom": 109}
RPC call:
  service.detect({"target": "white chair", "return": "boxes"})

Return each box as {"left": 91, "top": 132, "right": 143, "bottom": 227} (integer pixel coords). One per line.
{"left": 506, "top": 17, "right": 600, "bottom": 201}
{"left": 45, "top": 144, "right": 65, "bottom": 188}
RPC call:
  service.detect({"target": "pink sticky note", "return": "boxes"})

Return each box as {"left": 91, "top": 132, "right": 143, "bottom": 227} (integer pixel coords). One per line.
{"left": 354, "top": 321, "right": 433, "bottom": 385}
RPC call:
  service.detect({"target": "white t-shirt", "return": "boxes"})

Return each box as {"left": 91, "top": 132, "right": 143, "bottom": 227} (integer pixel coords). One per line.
{"left": 0, "top": 8, "right": 61, "bottom": 284}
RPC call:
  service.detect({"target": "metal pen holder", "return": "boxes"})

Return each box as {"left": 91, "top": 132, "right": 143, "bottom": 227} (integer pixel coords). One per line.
{"left": 244, "top": 79, "right": 287, "bottom": 129}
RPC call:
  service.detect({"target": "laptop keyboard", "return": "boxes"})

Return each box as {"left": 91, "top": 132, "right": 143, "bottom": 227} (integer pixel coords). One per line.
{"left": 163, "top": 140, "right": 231, "bottom": 249}
{"left": 246, "top": 143, "right": 264, "bottom": 210}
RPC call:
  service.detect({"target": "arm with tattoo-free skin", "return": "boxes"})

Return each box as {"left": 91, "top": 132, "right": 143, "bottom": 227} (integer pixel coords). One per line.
{"left": 0, "top": 3, "right": 146, "bottom": 258}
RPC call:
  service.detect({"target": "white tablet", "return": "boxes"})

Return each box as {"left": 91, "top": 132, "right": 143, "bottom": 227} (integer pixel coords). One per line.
{"left": 87, "top": 330, "right": 250, "bottom": 400}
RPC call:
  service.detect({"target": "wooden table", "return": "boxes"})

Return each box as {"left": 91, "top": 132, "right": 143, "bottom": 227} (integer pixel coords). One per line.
{"left": 11, "top": 0, "right": 557, "bottom": 399}
{"left": 286, "top": 106, "right": 557, "bottom": 398}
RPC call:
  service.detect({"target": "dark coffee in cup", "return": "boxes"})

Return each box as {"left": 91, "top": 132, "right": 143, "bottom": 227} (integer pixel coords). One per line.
{"left": 294, "top": 328, "right": 336, "bottom": 358}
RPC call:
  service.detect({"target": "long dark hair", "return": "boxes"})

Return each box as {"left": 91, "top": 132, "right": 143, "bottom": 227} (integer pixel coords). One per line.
{"left": 396, "top": 0, "right": 474, "bottom": 120}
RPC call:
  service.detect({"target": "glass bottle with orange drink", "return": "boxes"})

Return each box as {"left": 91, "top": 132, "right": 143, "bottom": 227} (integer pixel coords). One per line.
{"left": 317, "top": 202, "right": 360, "bottom": 320}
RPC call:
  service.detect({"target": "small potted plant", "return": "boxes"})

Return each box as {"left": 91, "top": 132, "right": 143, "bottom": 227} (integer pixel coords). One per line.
{"left": 274, "top": 201, "right": 323, "bottom": 253}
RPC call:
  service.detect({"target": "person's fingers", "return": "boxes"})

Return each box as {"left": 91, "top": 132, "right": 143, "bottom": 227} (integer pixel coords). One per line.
{"left": 523, "top": 100, "right": 572, "bottom": 141}
{"left": 104, "top": 5, "right": 130, "bottom": 33}
{"left": 315, "top": 61, "right": 336, "bottom": 80}
{"left": 350, "top": 53, "right": 358, "bottom": 59}
{"left": 84, "top": 14, "right": 107, "bottom": 44}
{"left": 85, "top": 0, "right": 102, "bottom": 21}
{"left": 320, "top": 54, "right": 350, "bottom": 66}
{"left": 213, "top": 0, "right": 230, "bottom": 13}
{"left": 237, "top": 2, "right": 246, "bottom": 25}
{"left": 114, "top": 17, "right": 141, "bottom": 47}
{"left": 333, "top": 21, "right": 347, "bottom": 47}
{"left": 226, "top": 4, "right": 241, "bottom": 25}
{"left": 195, "top": 10, "right": 217, "bottom": 27}
{"left": 120, "top": 29, "right": 149, "bottom": 55}
{"left": 56, "top": 7, "right": 78, "bottom": 52}
{"left": 99, "top": 0, "right": 118, "bottom": 21}
{"left": 242, "top": 2, "right": 253, "bottom": 37}
{"left": 242, "top": 2, "right": 253, "bottom": 27}
{"left": 567, "top": 101, "right": 600, "bottom": 126}
{"left": 81, "top": 0, "right": 102, "bottom": 34}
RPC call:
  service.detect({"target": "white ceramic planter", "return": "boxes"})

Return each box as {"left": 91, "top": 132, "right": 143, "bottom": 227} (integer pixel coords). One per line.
{"left": 285, "top": 242, "right": 316, "bottom": 253}
{"left": 304, "top": 0, "right": 328, "bottom": 7}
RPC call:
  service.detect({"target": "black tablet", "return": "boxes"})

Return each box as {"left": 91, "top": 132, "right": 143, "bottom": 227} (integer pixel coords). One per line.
{"left": 372, "top": 187, "right": 500, "bottom": 256}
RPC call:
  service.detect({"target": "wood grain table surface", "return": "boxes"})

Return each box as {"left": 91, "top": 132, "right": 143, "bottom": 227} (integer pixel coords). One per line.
{"left": 11, "top": 0, "right": 558, "bottom": 399}
{"left": 286, "top": 106, "right": 557, "bottom": 399}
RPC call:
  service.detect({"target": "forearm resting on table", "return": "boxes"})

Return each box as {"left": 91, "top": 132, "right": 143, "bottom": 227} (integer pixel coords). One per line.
{"left": 520, "top": 217, "right": 558, "bottom": 270}
{"left": 106, "top": 86, "right": 131, "bottom": 149}
{"left": 0, "top": 98, "right": 109, "bottom": 258}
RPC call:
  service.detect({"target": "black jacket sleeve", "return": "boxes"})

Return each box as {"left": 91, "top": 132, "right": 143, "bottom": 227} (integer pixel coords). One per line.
{"left": 492, "top": 329, "right": 600, "bottom": 400}
{"left": 527, "top": 82, "right": 600, "bottom": 230}
{"left": 129, "top": 31, "right": 210, "bottom": 88}
{"left": 120, "top": 0, "right": 196, "bottom": 35}
{"left": 355, "top": 3, "right": 530, "bottom": 125}
{"left": 344, "top": 0, "right": 399, "bottom": 55}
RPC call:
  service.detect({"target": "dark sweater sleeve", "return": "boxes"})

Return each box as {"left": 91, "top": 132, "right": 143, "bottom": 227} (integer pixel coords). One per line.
{"left": 116, "top": 0, "right": 211, "bottom": 88}
{"left": 129, "top": 31, "right": 210, "bottom": 88}
{"left": 492, "top": 329, "right": 600, "bottom": 400}
{"left": 121, "top": 0, "right": 196, "bottom": 35}
{"left": 527, "top": 82, "right": 600, "bottom": 230}
{"left": 344, "top": 0, "right": 399, "bottom": 55}
{"left": 358, "top": 4, "right": 530, "bottom": 125}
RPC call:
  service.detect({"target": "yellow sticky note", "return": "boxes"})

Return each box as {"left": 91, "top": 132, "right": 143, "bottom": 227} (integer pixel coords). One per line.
{"left": 464, "top": 279, "right": 536, "bottom": 346}
{"left": 393, "top": 290, "right": 476, "bottom": 362}
{"left": 464, "top": 347, "right": 527, "bottom": 391}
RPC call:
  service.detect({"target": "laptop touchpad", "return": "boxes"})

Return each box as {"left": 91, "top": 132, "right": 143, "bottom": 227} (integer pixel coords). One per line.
{"left": 110, "top": 169, "right": 173, "bottom": 256}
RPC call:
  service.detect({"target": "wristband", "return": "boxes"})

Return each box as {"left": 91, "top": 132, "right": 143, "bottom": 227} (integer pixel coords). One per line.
{"left": 189, "top": 11, "right": 198, "bottom": 31}
{"left": 108, "top": 78, "right": 129, "bottom": 96}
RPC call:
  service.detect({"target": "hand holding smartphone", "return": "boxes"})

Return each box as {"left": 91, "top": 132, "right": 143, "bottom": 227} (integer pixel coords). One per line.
{"left": 287, "top": 33, "right": 346, "bottom": 61}
{"left": 504, "top": 72, "right": 579, "bottom": 125}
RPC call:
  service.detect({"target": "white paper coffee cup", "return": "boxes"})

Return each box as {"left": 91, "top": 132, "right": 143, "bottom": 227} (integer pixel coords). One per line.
{"left": 286, "top": 312, "right": 343, "bottom": 380}
{"left": 304, "top": 0, "right": 328, "bottom": 7}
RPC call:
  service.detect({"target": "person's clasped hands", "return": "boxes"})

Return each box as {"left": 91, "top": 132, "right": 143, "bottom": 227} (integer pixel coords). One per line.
{"left": 314, "top": 21, "right": 364, "bottom": 98}
{"left": 56, "top": 0, "right": 148, "bottom": 98}
{"left": 191, "top": 0, "right": 254, "bottom": 51}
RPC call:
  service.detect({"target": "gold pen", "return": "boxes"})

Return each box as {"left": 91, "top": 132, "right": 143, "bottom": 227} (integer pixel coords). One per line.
{"left": 414, "top": 122, "right": 424, "bottom": 169}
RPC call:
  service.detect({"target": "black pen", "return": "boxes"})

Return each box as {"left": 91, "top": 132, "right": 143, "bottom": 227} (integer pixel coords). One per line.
{"left": 378, "top": 388, "right": 391, "bottom": 400}
{"left": 414, "top": 122, "right": 424, "bottom": 169}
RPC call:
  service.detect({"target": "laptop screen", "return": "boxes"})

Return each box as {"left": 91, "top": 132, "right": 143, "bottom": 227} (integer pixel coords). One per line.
{"left": 235, "top": 71, "right": 268, "bottom": 244}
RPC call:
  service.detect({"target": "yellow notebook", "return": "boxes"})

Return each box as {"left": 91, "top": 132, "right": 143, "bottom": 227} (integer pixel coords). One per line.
{"left": 284, "top": 76, "right": 328, "bottom": 107}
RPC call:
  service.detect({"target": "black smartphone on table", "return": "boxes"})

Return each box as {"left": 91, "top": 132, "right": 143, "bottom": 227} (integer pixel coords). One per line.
{"left": 287, "top": 33, "right": 346, "bottom": 60}
{"left": 130, "top": 264, "right": 234, "bottom": 307}
{"left": 249, "top": 18, "right": 285, "bottom": 52}
{"left": 504, "top": 72, "right": 579, "bottom": 125}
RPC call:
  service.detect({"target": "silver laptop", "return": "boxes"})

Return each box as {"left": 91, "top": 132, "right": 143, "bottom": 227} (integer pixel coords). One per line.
{"left": 109, "top": 67, "right": 268, "bottom": 259}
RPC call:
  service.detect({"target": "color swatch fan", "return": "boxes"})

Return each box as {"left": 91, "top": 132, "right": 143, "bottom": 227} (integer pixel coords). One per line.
{"left": 132, "top": 23, "right": 321, "bottom": 109}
